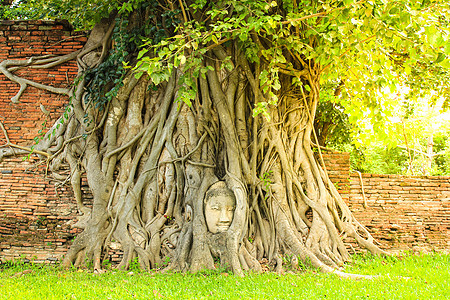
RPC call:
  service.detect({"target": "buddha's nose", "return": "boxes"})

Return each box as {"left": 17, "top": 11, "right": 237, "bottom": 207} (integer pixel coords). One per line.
{"left": 219, "top": 208, "right": 230, "bottom": 222}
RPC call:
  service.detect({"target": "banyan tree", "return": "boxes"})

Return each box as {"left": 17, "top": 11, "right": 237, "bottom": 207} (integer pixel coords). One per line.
{"left": 5, "top": 0, "right": 436, "bottom": 277}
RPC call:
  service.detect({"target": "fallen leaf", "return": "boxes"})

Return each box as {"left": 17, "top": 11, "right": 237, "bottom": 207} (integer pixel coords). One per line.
{"left": 153, "top": 289, "right": 163, "bottom": 298}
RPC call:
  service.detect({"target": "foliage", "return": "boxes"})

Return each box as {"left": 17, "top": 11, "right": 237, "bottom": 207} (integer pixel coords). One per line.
{"left": 314, "top": 84, "right": 352, "bottom": 148}
{"left": 334, "top": 1, "right": 450, "bottom": 139}
{"left": 4, "top": 0, "right": 450, "bottom": 121}
{"left": 349, "top": 143, "right": 409, "bottom": 174}
{"left": 79, "top": 1, "right": 183, "bottom": 115}
{"left": 348, "top": 87, "right": 450, "bottom": 175}
{"left": 83, "top": 18, "right": 130, "bottom": 112}
{"left": 433, "top": 132, "right": 450, "bottom": 174}
{"left": 0, "top": 0, "right": 112, "bottom": 30}
{"left": 0, "top": 1, "right": 35, "bottom": 20}
{"left": 126, "top": 0, "right": 448, "bottom": 115}
{"left": 0, "top": 253, "right": 449, "bottom": 299}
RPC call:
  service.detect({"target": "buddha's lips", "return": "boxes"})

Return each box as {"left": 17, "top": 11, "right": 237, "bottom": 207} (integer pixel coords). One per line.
{"left": 216, "top": 224, "right": 231, "bottom": 231}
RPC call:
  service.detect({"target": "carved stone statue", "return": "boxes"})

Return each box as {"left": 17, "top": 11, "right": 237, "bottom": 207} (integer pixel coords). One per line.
{"left": 204, "top": 181, "right": 236, "bottom": 233}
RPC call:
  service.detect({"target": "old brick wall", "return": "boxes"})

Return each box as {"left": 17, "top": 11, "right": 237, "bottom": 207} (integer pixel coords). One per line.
{"left": 321, "top": 151, "right": 449, "bottom": 253}
{"left": 320, "top": 152, "right": 351, "bottom": 201}
{"left": 347, "top": 173, "right": 449, "bottom": 252}
{"left": 0, "top": 20, "right": 87, "bottom": 262}
{"left": 0, "top": 20, "right": 85, "bottom": 144}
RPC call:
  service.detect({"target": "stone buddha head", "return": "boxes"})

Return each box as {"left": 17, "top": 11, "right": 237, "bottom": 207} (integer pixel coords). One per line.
{"left": 204, "top": 181, "right": 236, "bottom": 233}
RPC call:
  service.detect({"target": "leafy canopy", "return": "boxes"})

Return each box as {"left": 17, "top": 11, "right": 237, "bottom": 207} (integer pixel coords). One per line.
{"left": 3, "top": 0, "right": 450, "bottom": 137}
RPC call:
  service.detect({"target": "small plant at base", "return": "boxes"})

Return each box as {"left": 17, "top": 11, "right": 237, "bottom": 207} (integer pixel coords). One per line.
{"left": 128, "top": 257, "right": 141, "bottom": 273}
{"left": 101, "top": 259, "right": 112, "bottom": 270}
{"left": 84, "top": 255, "right": 93, "bottom": 269}
{"left": 296, "top": 256, "right": 314, "bottom": 272}
{"left": 163, "top": 256, "right": 170, "bottom": 267}
{"left": 282, "top": 254, "right": 293, "bottom": 269}
{"left": 260, "top": 171, "right": 273, "bottom": 199}
{"left": 155, "top": 256, "right": 171, "bottom": 269}
{"left": 36, "top": 216, "right": 46, "bottom": 226}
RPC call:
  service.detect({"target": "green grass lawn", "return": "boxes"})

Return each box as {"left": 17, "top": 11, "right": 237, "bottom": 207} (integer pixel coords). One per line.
{"left": 0, "top": 253, "right": 448, "bottom": 299}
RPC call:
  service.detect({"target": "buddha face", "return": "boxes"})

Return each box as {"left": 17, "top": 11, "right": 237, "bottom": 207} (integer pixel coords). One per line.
{"left": 204, "top": 191, "right": 236, "bottom": 234}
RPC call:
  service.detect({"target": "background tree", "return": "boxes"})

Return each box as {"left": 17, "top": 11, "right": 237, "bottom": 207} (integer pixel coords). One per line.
{"left": 314, "top": 82, "right": 352, "bottom": 150}
{"left": 0, "top": 0, "right": 448, "bottom": 276}
{"left": 343, "top": 81, "right": 450, "bottom": 175}
{"left": 314, "top": 1, "right": 450, "bottom": 175}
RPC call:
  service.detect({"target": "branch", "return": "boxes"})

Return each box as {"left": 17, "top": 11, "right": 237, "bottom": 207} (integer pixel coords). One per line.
{"left": 299, "top": 87, "right": 331, "bottom": 185}
{"left": 160, "top": 132, "right": 208, "bottom": 165}
{"left": 310, "top": 141, "right": 336, "bottom": 152}
{"left": 0, "top": 120, "right": 11, "bottom": 145}
{"left": 281, "top": 11, "right": 331, "bottom": 25}
{"left": 5, "top": 144, "right": 51, "bottom": 158}
{"left": 104, "top": 129, "right": 146, "bottom": 159}
{"left": 0, "top": 120, "right": 51, "bottom": 158}
{"left": 205, "top": 37, "right": 232, "bottom": 51}
{"left": 0, "top": 58, "right": 71, "bottom": 103}
{"left": 355, "top": 170, "right": 367, "bottom": 209}
{"left": 178, "top": 0, "right": 188, "bottom": 24}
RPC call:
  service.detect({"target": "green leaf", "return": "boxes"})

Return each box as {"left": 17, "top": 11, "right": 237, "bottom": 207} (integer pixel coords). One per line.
{"left": 224, "top": 60, "right": 233, "bottom": 71}
{"left": 435, "top": 53, "right": 445, "bottom": 64}
{"left": 425, "top": 26, "right": 444, "bottom": 48}
{"left": 239, "top": 32, "right": 248, "bottom": 42}
{"left": 134, "top": 71, "right": 144, "bottom": 80}
{"left": 404, "top": 64, "right": 411, "bottom": 75}
{"left": 137, "top": 48, "right": 148, "bottom": 60}
{"left": 444, "top": 43, "right": 450, "bottom": 55}
{"left": 439, "top": 59, "right": 450, "bottom": 69}
{"left": 180, "top": 55, "right": 187, "bottom": 65}
{"left": 211, "top": 34, "right": 218, "bottom": 44}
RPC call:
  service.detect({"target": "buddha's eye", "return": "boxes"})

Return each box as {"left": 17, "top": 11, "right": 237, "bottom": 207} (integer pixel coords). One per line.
{"left": 210, "top": 206, "right": 219, "bottom": 210}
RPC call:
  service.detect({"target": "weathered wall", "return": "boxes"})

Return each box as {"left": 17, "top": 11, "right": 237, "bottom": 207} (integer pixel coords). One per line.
{"left": 319, "top": 152, "right": 351, "bottom": 202}
{"left": 321, "top": 152, "right": 449, "bottom": 253}
{"left": 0, "top": 20, "right": 85, "bottom": 143}
{"left": 0, "top": 20, "right": 87, "bottom": 262}
{"left": 347, "top": 173, "right": 449, "bottom": 253}
{"left": 0, "top": 21, "right": 448, "bottom": 263}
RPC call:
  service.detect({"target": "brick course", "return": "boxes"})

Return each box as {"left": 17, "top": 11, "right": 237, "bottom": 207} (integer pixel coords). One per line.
{"left": 0, "top": 20, "right": 87, "bottom": 263}
{"left": 347, "top": 172, "right": 449, "bottom": 252}
{"left": 321, "top": 152, "right": 449, "bottom": 253}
